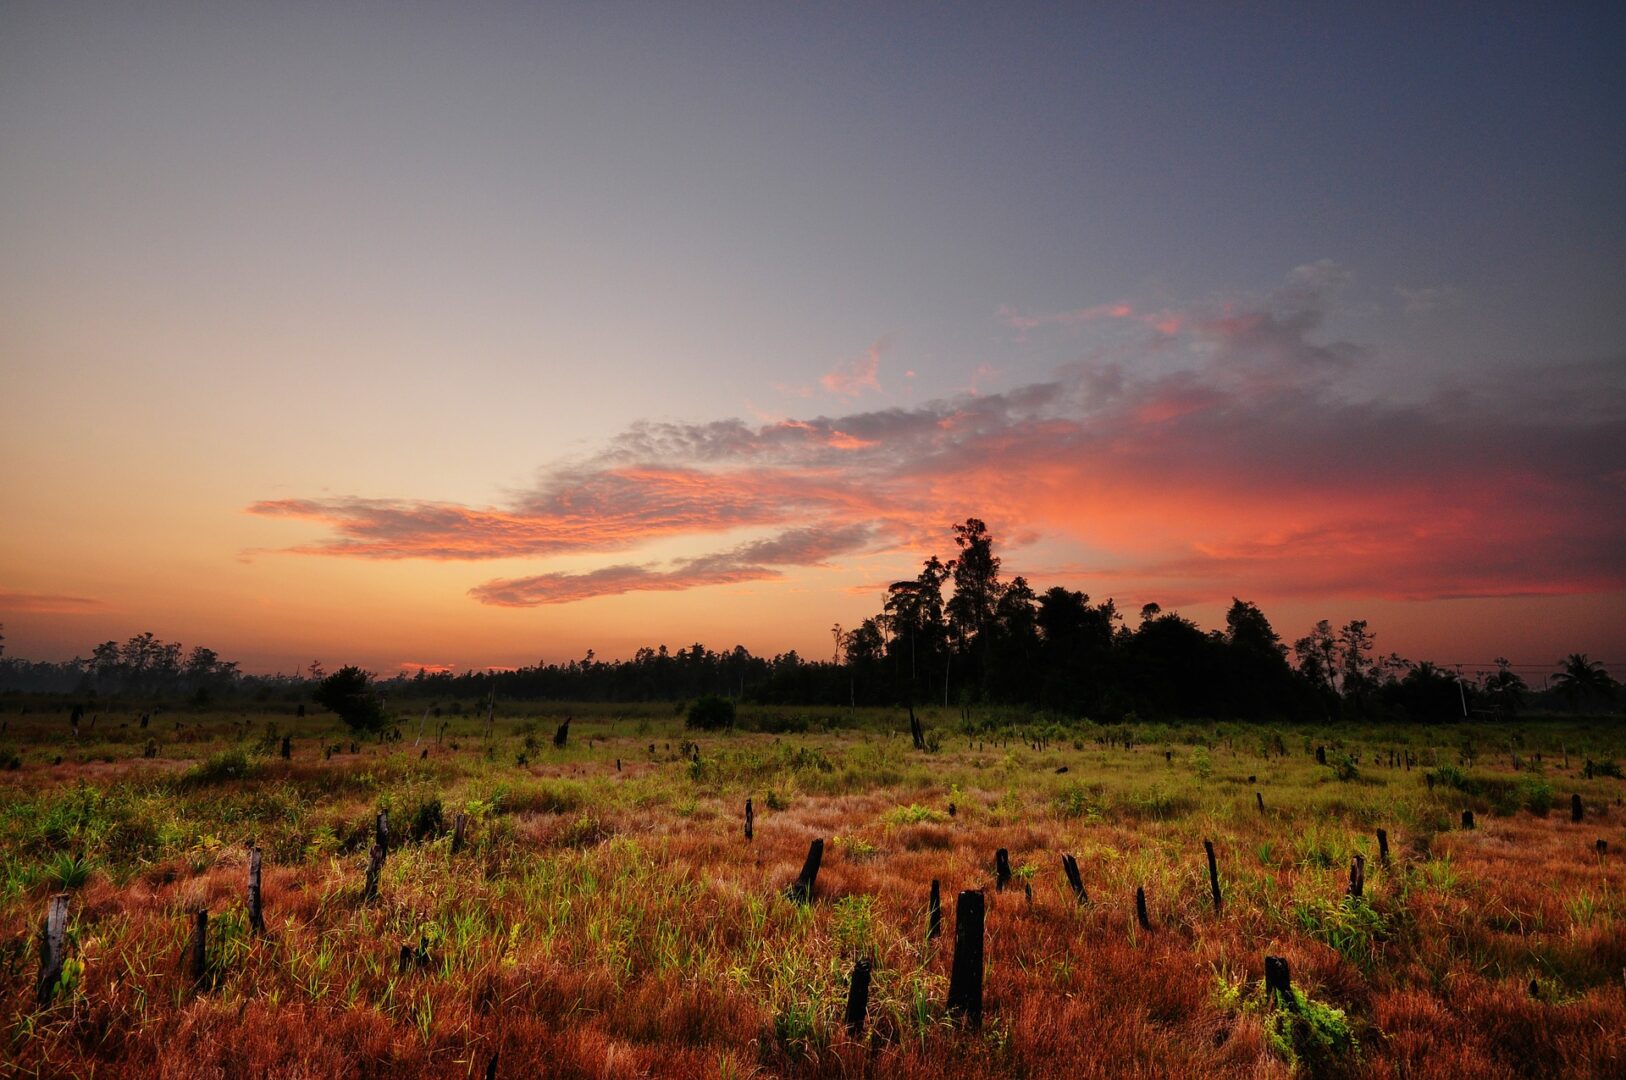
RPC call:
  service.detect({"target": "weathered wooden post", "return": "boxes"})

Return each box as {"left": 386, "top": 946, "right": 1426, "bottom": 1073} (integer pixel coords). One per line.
{"left": 1264, "top": 955, "right": 1295, "bottom": 1010}
{"left": 247, "top": 846, "right": 266, "bottom": 934}
{"left": 1256, "top": 791, "right": 1265, "bottom": 813}
{"left": 1572, "top": 793, "right": 1583, "bottom": 823}
{"left": 994, "top": 848, "right": 1011, "bottom": 892}
{"left": 844, "top": 957, "right": 872, "bottom": 1036}
{"left": 928, "top": 879, "right": 942, "bottom": 940}
{"left": 451, "top": 812, "right": 468, "bottom": 855}
{"left": 745, "top": 798, "right": 754, "bottom": 841}
{"left": 1204, "top": 840, "right": 1222, "bottom": 912}
{"left": 35, "top": 894, "right": 69, "bottom": 1007}
{"left": 946, "top": 890, "right": 984, "bottom": 1027}
{"left": 280, "top": 735, "right": 291, "bottom": 760}
{"left": 553, "top": 717, "right": 570, "bottom": 748}
{"left": 787, "top": 839, "right": 823, "bottom": 903}
{"left": 364, "top": 840, "right": 387, "bottom": 902}
{"left": 1135, "top": 886, "right": 1151, "bottom": 931}
{"left": 1461, "top": 809, "right": 1475, "bottom": 829}
{"left": 188, "top": 908, "right": 208, "bottom": 991}
{"left": 1061, "top": 853, "right": 1087, "bottom": 904}
{"left": 375, "top": 810, "right": 389, "bottom": 852}
{"left": 1376, "top": 828, "right": 1390, "bottom": 867}
{"left": 1347, "top": 853, "right": 1365, "bottom": 899}
{"left": 615, "top": 758, "right": 621, "bottom": 772}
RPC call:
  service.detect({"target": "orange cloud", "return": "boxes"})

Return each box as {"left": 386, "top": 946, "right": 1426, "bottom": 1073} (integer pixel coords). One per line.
{"left": 820, "top": 337, "right": 888, "bottom": 397}
{"left": 250, "top": 267, "right": 1626, "bottom": 610}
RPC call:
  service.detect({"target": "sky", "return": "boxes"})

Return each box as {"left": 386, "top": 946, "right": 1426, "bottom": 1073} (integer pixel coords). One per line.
{"left": 2, "top": 4, "right": 1624, "bottom": 677}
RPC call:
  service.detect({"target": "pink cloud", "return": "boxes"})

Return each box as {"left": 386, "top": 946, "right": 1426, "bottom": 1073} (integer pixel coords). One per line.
{"left": 820, "top": 337, "right": 888, "bottom": 397}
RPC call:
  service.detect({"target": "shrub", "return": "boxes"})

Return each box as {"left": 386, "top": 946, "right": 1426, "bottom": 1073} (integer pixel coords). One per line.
{"left": 313, "top": 666, "right": 388, "bottom": 734}
{"left": 186, "top": 747, "right": 259, "bottom": 785}
{"left": 44, "top": 851, "right": 92, "bottom": 890}
{"left": 686, "top": 695, "right": 736, "bottom": 731}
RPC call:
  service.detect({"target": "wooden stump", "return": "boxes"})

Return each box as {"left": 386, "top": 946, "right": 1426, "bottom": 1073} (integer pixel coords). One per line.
{"left": 928, "top": 879, "right": 942, "bottom": 940}
{"left": 280, "top": 735, "right": 291, "bottom": 760}
{"left": 1264, "top": 955, "right": 1295, "bottom": 1010}
{"left": 1348, "top": 853, "right": 1365, "bottom": 899}
{"left": 995, "top": 848, "right": 1011, "bottom": 892}
{"left": 1376, "top": 828, "right": 1390, "bottom": 867}
{"left": 1597, "top": 838, "right": 1609, "bottom": 855}
{"left": 1061, "top": 853, "right": 1087, "bottom": 904}
{"left": 364, "top": 842, "right": 386, "bottom": 902}
{"left": 908, "top": 705, "right": 926, "bottom": 751}
{"left": 947, "top": 890, "right": 984, "bottom": 1027}
{"left": 843, "top": 957, "right": 872, "bottom": 1036}
{"left": 1256, "top": 791, "right": 1265, "bottom": 813}
{"left": 745, "top": 798, "right": 754, "bottom": 842}
{"left": 188, "top": 908, "right": 208, "bottom": 991}
{"left": 35, "top": 894, "right": 69, "bottom": 1007}
{"left": 1315, "top": 746, "right": 1326, "bottom": 766}
{"left": 553, "top": 717, "right": 570, "bottom": 748}
{"left": 1461, "top": 810, "right": 1475, "bottom": 830}
{"left": 1135, "top": 886, "right": 1151, "bottom": 931}
{"left": 452, "top": 812, "right": 468, "bottom": 855}
{"left": 1572, "top": 794, "right": 1584, "bottom": 823}
{"left": 247, "top": 846, "right": 266, "bottom": 934}
{"left": 787, "top": 839, "right": 823, "bottom": 903}
{"left": 1204, "top": 840, "right": 1222, "bottom": 912}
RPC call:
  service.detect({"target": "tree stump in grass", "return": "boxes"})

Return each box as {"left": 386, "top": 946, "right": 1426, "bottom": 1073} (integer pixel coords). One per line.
{"left": 247, "top": 847, "right": 266, "bottom": 935}
{"left": 844, "top": 957, "right": 872, "bottom": 1036}
{"left": 1316, "top": 746, "right": 1326, "bottom": 766}
{"left": 1135, "top": 886, "right": 1151, "bottom": 931}
{"left": 451, "top": 812, "right": 468, "bottom": 855}
{"left": 188, "top": 909, "right": 208, "bottom": 991}
{"left": 908, "top": 704, "right": 926, "bottom": 751}
{"left": 1348, "top": 853, "right": 1365, "bottom": 899}
{"left": 1264, "top": 955, "right": 1295, "bottom": 1010}
{"left": 35, "top": 894, "right": 69, "bottom": 1007}
{"left": 1461, "top": 810, "right": 1475, "bottom": 830}
{"left": 947, "top": 890, "right": 984, "bottom": 1027}
{"left": 1061, "top": 853, "right": 1087, "bottom": 904}
{"left": 745, "top": 798, "right": 754, "bottom": 841}
{"left": 553, "top": 717, "right": 570, "bottom": 748}
{"left": 928, "top": 879, "right": 942, "bottom": 940}
{"left": 280, "top": 735, "right": 291, "bottom": 760}
{"left": 1204, "top": 840, "right": 1222, "bottom": 912}
{"left": 1376, "top": 828, "right": 1389, "bottom": 867}
{"left": 787, "top": 839, "right": 823, "bottom": 903}
{"left": 1572, "top": 794, "right": 1584, "bottom": 823}
{"left": 995, "top": 848, "right": 1011, "bottom": 892}
{"left": 375, "top": 810, "right": 389, "bottom": 853}
{"left": 1597, "top": 839, "right": 1609, "bottom": 855}
{"left": 364, "top": 842, "right": 386, "bottom": 902}
{"left": 1256, "top": 791, "right": 1265, "bottom": 813}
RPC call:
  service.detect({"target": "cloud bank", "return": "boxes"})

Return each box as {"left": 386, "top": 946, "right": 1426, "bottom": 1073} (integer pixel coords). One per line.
{"left": 249, "top": 265, "right": 1626, "bottom": 608}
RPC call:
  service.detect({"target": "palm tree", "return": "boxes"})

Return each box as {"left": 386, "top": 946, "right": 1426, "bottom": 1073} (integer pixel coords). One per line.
{"left": 1552, "top": 654, "right": 1615, "bottom": 710}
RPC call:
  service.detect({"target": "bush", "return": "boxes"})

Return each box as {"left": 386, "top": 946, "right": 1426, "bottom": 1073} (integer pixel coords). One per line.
{"left": 186, "top": 747, "right": 259, "bottom": 785}
{"left": 685, "top": 695, "right": 736, "bottom": 731}
{"left": 313, "top": 666, "right": 388, "bottom": 734}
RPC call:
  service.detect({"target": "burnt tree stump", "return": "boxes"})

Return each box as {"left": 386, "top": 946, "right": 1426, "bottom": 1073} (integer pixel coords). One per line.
{"left": 928, "top": 879, "right": 942, "bottom": 940}
{"left": 188, "top": 908, "right": 208, "bottom": 991}
{"left": 452, "top": 812, "right": 468, "bottom": 855}
{"left": 1061, "top": 853, "right": 1087, "bottom": 904}
{"left": 1135, "top": 886, "right": 1151, "bottom": 931}
{"left": 995, "top": 848, "right": 1011, "bottom": 892}
{"left": 1315, "top": 746, "right": 1327, "bottom": 766}
{"left": 1204, "top": 840, "right": 1222, "bottom": 912}
{"left": 947, "top": 890, "right": 985, "bottom": 1027}
{"left": 280, "top": 735, "right": 291, "bottom": 760}
{"left": 1376, "top": 828, "right": 1390, "bottom": 867}
{"left": 787, "top": 839, "right": 823, "bottom": 903}
{"left": 1572, "top": 794, "right": 1584, "bottom": 823}
{"left": 1348, "top": 853, "right": 1365, "bottom": 899}
{"left": 843, "top": 957, "right": 873, "bottom": 1036}
{"left": 1264, "top": 955, "right": 1295, "bottom": 1010}
{"left": 1256, "top": 791, "right": 1265, "bottom": 813}
{"left": 364, "top": 841, "right": 386, "bottom": 902}
{"left": 35, "top": 894, "right": 69, "bottom": 1007}
{"left": 553, "top": 717, "right": 570, "bottom": 748}
{"left": 1461, "top": 810, "right": 1475, "bottom": 830}
{"left": 908, "top": 704, "right": 926, "bottom": 751}
{"left": 745, "top": 798, "right": 754, "bottom": 842}
{"left": 247, "top": 846, "right": 266, "bottom": 934}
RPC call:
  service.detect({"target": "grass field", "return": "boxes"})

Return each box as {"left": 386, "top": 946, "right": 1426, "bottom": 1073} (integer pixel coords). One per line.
{"left": 1, "top": 703, "right": 1622, "bottom": 1078}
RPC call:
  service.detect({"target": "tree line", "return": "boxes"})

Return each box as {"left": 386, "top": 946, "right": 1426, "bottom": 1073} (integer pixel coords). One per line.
{"left": 0, "top": 525, "right": 1619, "bottom": 723}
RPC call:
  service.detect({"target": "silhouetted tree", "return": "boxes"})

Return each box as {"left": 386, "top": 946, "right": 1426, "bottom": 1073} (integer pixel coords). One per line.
{"left": 314, "top": 666, "right": 388, "bottom": 733}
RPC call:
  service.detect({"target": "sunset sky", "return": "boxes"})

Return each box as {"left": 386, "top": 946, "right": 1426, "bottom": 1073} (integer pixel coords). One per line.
{"left": 3, "top": 5, "right": 1623, "bottom": 676}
